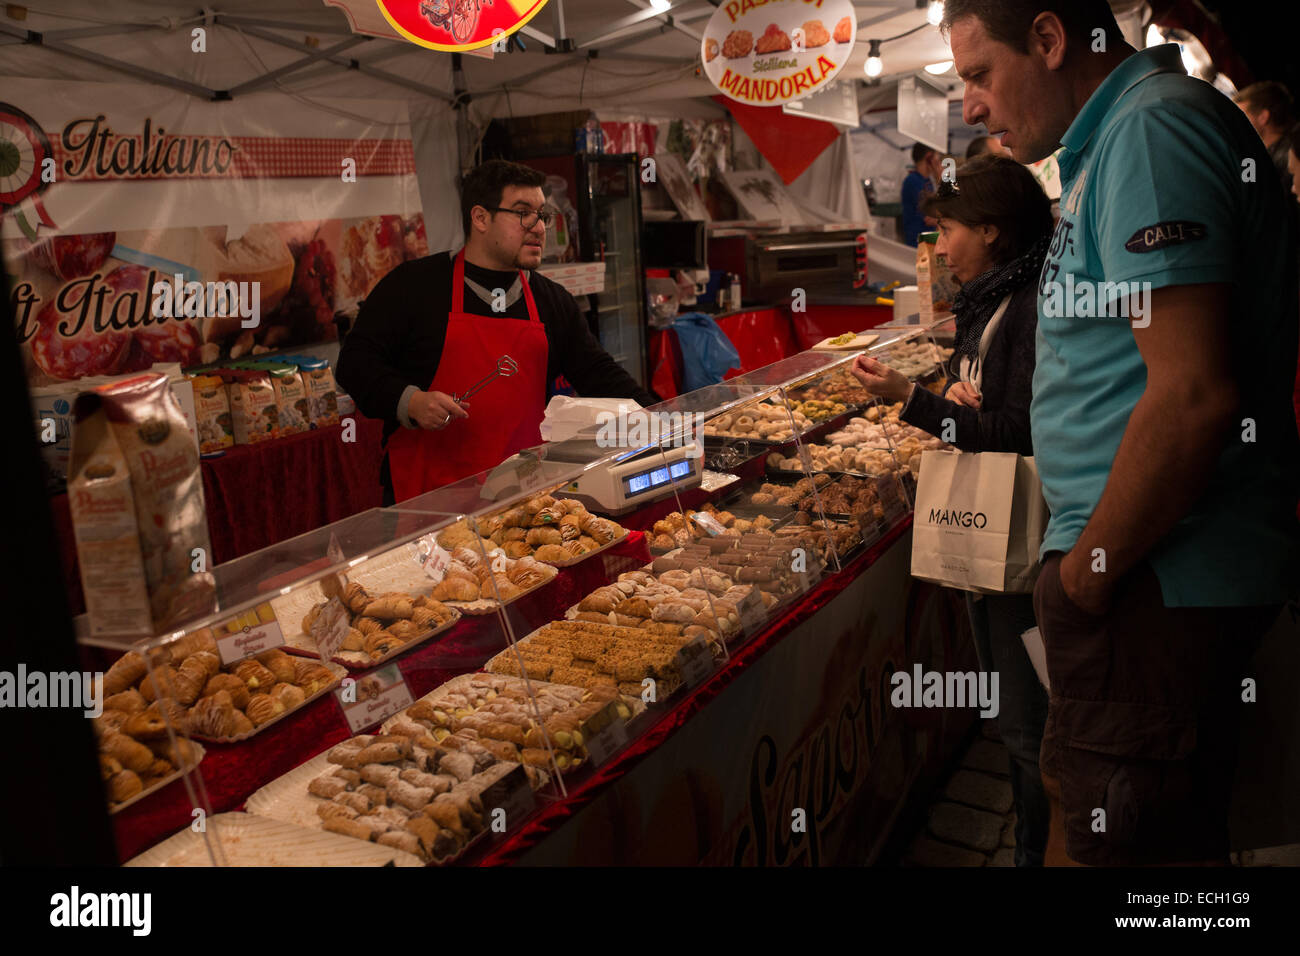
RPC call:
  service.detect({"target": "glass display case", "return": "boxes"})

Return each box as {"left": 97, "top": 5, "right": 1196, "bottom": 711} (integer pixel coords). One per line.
{"left": 78, "top": 345, "right": 947, "bottom": 866}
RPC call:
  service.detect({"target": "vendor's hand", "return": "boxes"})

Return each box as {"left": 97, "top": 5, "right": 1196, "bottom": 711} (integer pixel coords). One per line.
{"left": 948, "top": 381, "right": 982, "bottom": 409}
{"left": 1058, "top": 547, "right": 1113, "bottom": 616}
{"left": 851, "top": 355, "right": 913, "bottom": 404}
{"left": 409, "top": 390, "right": 469, "bottom": 430}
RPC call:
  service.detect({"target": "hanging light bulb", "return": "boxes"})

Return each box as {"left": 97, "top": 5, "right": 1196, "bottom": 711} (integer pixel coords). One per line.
{"left": 865, "top": 39, "right": 883, "bottom": 78}
{"left": 926, "top": 1, "right": 944, "bottom": 26}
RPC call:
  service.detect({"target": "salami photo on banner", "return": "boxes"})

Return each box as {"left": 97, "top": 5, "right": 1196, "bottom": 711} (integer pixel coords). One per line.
{"left": 1, "top": 78, "right": 428, "bottom": 388}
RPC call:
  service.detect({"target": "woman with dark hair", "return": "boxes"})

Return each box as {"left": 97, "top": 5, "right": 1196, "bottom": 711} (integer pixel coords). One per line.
{"left": 852, "top": 153, "right": 1054, "bottom": 865}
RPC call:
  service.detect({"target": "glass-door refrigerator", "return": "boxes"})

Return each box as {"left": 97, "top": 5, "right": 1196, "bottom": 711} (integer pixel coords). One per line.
{"left": 523, "top": 153, "right": 648, "bottom": 391}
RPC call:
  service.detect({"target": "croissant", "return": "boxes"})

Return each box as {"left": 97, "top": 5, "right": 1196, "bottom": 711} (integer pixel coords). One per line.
{"left": 533, "top": 544, "right": 568, "bottom": 563}
{"left": 342, "top": 628, "right": 366, "bottom": 651}
{"left": 293, "top": 660, "right": 336, "bottom": 695}
{"left": 353, "top": 616, "right": 383, "bottom": 635}
{"left": 500, "top": 505, "right": 531, "bottom": 528}
{"left": 343, "top": 581, "right": 372, "bottom": 615}
{"left": 255, "top": 649, "right": 298, "bottom": 684}
{"left": 272, "top": 682, "right": 307, "bottom": 709}
{"left": 202, "top": 672, "right": 250, "bottom": 710}
{"left": 363, "top": 596, "right": 414, "bottom": 621}
{"left": 100, "top": 731, "right": 155, "bottom": 772}
{"left": 137, "top": 665, "right": 179, "bottom": 703}
{"left": 104, "top": 652, "right": 148, "bottom": 696}
{"left": 232, "top": 659, "right": 276, "bottom": 691}
{"left": 104, "top": 689, "right": 147, "bottom": 714}
{"left": 121, "top": 711, "right": 167, "bottom": 740}
{"left": 502, "top": 540, "right": 532, "bottom": 559}
{"left": 186, "top": 650, "right": 222, "bottom": 680}
{"left": 365, "top": 632, "right": 403, "bottom": 658}
{"left": 230, "top": 710, "right": 254, "bottom": 735}
{"left": 526, "top": 526, "right": 562, "bottom": 546}
{"left": 245, "top": 693, "right": 286, "bottom": 727}
{"left": 385, "top": 620, "right": 420, "bottom": 640}
{"left": 189, "top": 691, "right": 237, "bottom": 737}
{"left": 107, "top": 769, "right": 143, "bottom": 803}
{"left": 432, "top": 577, "right": 481, "bottom": 602}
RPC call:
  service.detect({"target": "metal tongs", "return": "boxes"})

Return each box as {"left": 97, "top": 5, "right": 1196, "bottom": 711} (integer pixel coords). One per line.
{"left": 453, "top": 355, "right": 518, "bottom": 404}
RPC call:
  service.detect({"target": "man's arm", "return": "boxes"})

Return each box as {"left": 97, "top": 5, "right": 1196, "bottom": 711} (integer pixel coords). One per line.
{"left": 1060, "top": 283, "right": 1238, "bottom": 612}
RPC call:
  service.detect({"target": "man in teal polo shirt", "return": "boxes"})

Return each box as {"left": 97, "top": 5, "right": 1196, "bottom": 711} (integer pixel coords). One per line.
{"left": 945, "top": 0, "right": 1300, "bottom": 865}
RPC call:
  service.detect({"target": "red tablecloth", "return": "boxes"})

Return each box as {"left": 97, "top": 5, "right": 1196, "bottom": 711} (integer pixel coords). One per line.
{"left": 51, "top": 416, "right": 386, "bottom": 616}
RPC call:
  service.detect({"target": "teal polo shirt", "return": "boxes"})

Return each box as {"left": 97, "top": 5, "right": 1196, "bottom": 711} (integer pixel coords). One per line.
{"left": 1031, "top": 44, "right": 1300, "bottom": 607}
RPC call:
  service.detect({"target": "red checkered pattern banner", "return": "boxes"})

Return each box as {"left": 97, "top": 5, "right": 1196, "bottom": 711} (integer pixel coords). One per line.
{"left": 51, "top": 135, "right": 417, "bottom": 182}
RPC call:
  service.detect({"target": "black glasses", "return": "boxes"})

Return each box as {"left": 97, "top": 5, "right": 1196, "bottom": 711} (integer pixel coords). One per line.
{"left": 488, "top": 206, "right": 554, "bottom": 229}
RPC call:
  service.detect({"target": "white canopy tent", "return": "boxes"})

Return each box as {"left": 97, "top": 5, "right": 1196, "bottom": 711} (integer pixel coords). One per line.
{"left": 0, "top": 1, "right": 962, "bottom": 241}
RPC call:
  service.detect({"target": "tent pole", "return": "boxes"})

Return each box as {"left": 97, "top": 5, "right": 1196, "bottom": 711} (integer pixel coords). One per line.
{"left": 226, "top": 35, "right": 369, "bottom": 97}
{"left": 0, "top": 22, "right": 217, "bottom": 99}
{"left": 219, "top": 20, "right": 455, "bottom": 103}
{"left": 453, "top": 53, "right": 472, "bottom": 175}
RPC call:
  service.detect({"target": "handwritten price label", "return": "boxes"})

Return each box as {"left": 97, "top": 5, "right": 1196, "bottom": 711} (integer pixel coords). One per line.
{"left": 415, "top": 534, "right": 452, "bottom": 583}
{"left": 692, "top": 511, "right": 726, "bottom": 536}
{"left": 311, "top": 596, "right": 351, "bottom": 664}
{"left": 336, "top": 664, "right": 414, "bottom": 733}
{"left": 678, "top": 636, "right": 714, "bottom": 688}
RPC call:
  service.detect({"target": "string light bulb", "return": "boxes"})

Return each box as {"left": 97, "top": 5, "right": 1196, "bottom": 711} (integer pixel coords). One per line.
{"left": 865, "top": 39, "right": 883, "bottom": 78}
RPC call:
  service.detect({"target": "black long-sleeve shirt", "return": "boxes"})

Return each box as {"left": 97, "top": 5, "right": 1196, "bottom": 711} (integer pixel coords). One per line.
{"left": 899, "top": 282, "right": 1037, "bottom": 455}
{"left": 335, "top": 251, "right": 658, "bottom": 444}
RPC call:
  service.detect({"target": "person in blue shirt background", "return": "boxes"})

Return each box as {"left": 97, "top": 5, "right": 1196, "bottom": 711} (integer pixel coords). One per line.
{"left": 901, "top": 142, "right": 942, "bottom": 246}
{"left": 945, "top": 0, "right": 1300, "bottom": 866}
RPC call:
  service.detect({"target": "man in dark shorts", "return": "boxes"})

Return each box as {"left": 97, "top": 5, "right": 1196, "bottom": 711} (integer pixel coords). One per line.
{"left": 943, "top": 0, "right": 1300, "bottom": 864}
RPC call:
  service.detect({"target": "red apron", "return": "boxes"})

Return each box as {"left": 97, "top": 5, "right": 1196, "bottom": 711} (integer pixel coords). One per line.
{"left": 387, "top": 250, "right": 549, "bottom": 501}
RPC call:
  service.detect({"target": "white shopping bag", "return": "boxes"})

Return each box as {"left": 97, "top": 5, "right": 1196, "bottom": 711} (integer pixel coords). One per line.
{"left": 910, "top": 450, "right": 1048, "bottom": 594}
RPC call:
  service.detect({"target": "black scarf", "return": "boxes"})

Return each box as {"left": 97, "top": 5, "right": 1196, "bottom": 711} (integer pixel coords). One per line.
{"left": 951, "top": 233, "right": 1050, "bottom": 359}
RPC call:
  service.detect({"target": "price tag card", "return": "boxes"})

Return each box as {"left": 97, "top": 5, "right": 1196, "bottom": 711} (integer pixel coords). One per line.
{"left": 692, "top": 511, "right": 726, "bottom": 536}
{"left": 414, "top": 533, "right": 452, "bottom": 583}
{"left": 311, "top": 596, "right": 351, "bottom": 663}
{"left": 215, "top": 601, "right": 286, "bottom": 665}
{"left": 336, "top": 664, "right": 414, "bottom": 733}
{"left": 580, "top": 701, "right": 629, "bottom": 767}
{"left": 481, "top": 764, "right": 536, "bottom": 836}
{"left": 738, "top": 587, "right": 767, "bottom": 632}
{"left": 678, "top": 636, "right": 715, "bottom": 688}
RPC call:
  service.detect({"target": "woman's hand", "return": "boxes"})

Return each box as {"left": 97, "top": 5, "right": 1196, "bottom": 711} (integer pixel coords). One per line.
{"left": 851, "top": 355, "right": 913, "bottom": 404}
{"left": 947, "top": 381, "right": 982, "bottom": 409}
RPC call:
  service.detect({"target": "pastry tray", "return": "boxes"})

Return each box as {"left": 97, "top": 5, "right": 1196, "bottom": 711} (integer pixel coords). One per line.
{"left": 811, "top": 332, "right": 880, "bottom": 351}
{"left": 445, "top": 563, "right": 559, "bottom": 616}
{"left": 534, "top": 528, "right": 631, "bottom": 567}
{"left": 189, "top": 662, "right": 347, "bottom": 744}
{"left": 382, "top": 671, "right": 644, "bottom": 737}
{"left": 125, "top": 811, "right": 424, "bottom": 867}
{"left": 276, "top": 582, "right": 465, "bottom": 671}
{"left": 108, "top": 742, "right": 206, "bottom": 815}
{"left": 244, "top": 749, "right": 516, "bottom": 865}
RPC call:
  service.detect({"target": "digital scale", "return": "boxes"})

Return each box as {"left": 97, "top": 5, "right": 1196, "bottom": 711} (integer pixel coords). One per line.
{"left": 553, "top": 441, "right": 704, "bottom": 515}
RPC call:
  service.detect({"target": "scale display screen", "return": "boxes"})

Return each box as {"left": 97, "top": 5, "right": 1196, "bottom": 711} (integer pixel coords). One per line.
{"left": 626, "top": 472, "right": 652, "bottom": 495}
{"left": 670, "top": 460, "right": 692, "bottom": 479}
{"left": 622, "top": 459, "right": 695, "bottom": 499}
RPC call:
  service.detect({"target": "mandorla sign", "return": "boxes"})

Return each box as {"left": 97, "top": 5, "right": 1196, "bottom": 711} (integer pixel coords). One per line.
{"left": 702, "top": 0, "right": 857, "bottom": 107}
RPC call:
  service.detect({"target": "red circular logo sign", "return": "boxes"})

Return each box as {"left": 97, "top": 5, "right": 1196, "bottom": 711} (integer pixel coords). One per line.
{"left": 377, "top": 0, "right": 550, "bottom": 52}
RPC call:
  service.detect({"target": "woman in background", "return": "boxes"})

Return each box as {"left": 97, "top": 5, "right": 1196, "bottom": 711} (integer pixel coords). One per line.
{"left": 852, "top": 154, "right": 1053, "bottom": 865}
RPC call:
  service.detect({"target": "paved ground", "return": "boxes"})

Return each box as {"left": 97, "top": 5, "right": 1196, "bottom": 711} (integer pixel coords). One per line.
{"left": 902, "top": 719, "right": 1300, "bottom": 867}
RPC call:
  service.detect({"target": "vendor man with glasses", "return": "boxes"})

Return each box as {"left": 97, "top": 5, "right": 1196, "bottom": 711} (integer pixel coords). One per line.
{"left": 338, "top": 159, "right": 658, "bottom": 503}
